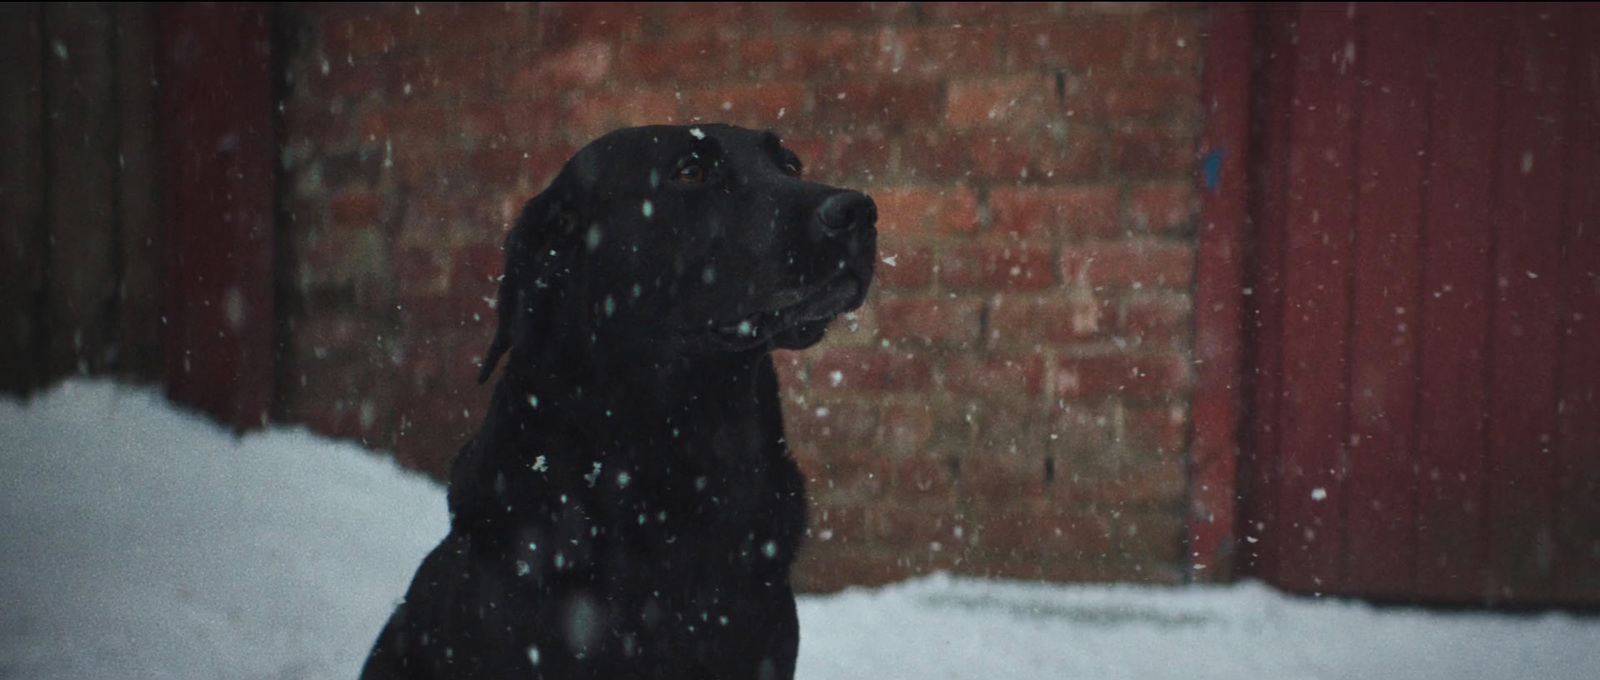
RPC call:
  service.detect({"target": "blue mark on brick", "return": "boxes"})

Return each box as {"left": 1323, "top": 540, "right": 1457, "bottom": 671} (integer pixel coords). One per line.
{"left": 1202, "top": 148, "right": 1224, "bottom": 193}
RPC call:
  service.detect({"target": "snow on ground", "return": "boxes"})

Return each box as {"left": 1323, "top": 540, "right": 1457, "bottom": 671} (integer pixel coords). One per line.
{"left": 1, "top": 380, "right": 1597, "bottom": 680}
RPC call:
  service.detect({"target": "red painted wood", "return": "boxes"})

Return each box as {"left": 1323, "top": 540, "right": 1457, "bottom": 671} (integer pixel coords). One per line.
{"left": 1554, "top": 5, "right": 1600, "bottom": 606}
{"left": 157, "top": 4, "right": 276, "bottom": 431}
{"left": 1189, "top": 1, "right": 1254, "bottom": 582}
{"left": 1413, "top": 7, "right": 1503, "bottom": 604}
{"left": 1272, "top": 4, "right": 1362, "bottom": 593}
{"left": 1341, "top": 3, "right": 1428, "bottom": 599}
{"left": 1239, "top": 7, "right": 1300, "bottom": 584}
{"left": 1483, "top": 6, "right": 1574, "bottom": 604}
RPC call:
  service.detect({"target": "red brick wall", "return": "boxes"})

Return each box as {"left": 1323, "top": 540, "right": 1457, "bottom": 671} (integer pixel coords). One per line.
{"left": 277, "top": 2, "right": 1207, "bottom": 591}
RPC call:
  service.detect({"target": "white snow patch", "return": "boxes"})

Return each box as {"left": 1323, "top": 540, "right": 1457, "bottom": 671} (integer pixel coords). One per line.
{"left": 2, "top": 380, "right": 1599, "bottom": 679}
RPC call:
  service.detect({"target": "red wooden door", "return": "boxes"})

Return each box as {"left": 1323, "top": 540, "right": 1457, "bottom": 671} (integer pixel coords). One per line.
{"left": 1240, "top": 3, "right": 1600, "bottom": 606}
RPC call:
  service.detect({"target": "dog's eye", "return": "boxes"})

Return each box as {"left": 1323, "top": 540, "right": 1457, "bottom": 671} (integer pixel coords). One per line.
{"left": 674, "top": 163, "right": 708, "bottom": 184}
{"left": 781, "top": 159, "right": 803, "bottom": 178}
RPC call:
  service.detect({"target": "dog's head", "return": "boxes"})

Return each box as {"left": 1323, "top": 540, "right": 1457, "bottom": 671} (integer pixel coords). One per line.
{"left": 480, "top": 124, "right": 877, "bottom": 381}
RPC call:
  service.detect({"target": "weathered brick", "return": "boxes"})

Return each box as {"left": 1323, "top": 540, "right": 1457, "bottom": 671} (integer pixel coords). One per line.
{"left": 537, "top": 2, "right": 648, "bottom": 46}
{"left": 509, "top": 39, "right": 612, "bottom": 92}
{"left": 872, "top": 295, "right": 985, "bottom": 347}
{"left": 986, "top": 292, "right": 1108, "bottom": 346}
{"left": 1126, "top": 403, "right": 1189, "bottom": 454}
{"left": 971, "top": 131, "right": 1102, "bottom": 181}
{"left": 1122, "top": 292, "right": 1192, "bottom": 346}
{"left": 989, "top": 184, "right": 1120, "bottom": 239}
{"left": 871, "top": 187, "right": 978, "bottom": 236}
{"left": 811, "top": 347, "right": 934, "bottom": 392}
{"left": 1110, "top": 122, "right": 1196, "bottom": 176}
{"left": 1127, "top": 180, "right": 1195, "bottom": 234}
{"left": 788, "top": 398, "right": 882, "bottom": 451}
{"left": 785, "top": 2, "right": 913, "bottom": 26}
{"left": 873, "top": 238, "right": 935, "bottom": 290}
{"left": 941, "top": 242, "right": 1056, "bottom": 291}
{"left": 1055, "top": 352, "right": 1193, "bottom": 399}
{"left": 873, "top": 26, "right": 1001, "bottom": 79}
{"left": 1061, "top": 71, "right": 1202, "bottom": 121}
{"left": 564, "top": 88, "right": 682, "bottom": 135}
{"left": 878, "top": 403, "right": 935, "bottom": 455}
{"left": 1059, "top": 240, "right": 1195, "bottom": 289}
{"left": 945, "top": 76, "right": 1056, "bottom": 129}
{"left": 1131, "top": 12, "right": 1206, "bottom": 69}
{"left": 945, "top": 355, "right": 1046, "bottom": 397}
{"left": 615, "top": 36, "right": 735, "bottom": 83}
{"left": 683, "top": 83, "right": 808, "bottom": 127}
{"left": 329, "top": 191, "right": 383, "bottom": 230}
{"left": 866, "top": 504, "right": 971, "bottom": 550}
{"left": 922, "top": 2, "right": 1062, "bottom": 24}
{"left": 814, "top": 80, "right": 941, "bottom": 130}
{"left": 972, "top": 499, "right": 1116, "bottom": 557}
{"left": 829, "top": 133, "right": 892, "bottom": 182}
{"left": 1003, "top": 19, "right": 1130, "bottom": 71}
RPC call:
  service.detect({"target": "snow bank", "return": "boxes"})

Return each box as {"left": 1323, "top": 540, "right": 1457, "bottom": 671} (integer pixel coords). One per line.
{"left": 2, "top": 380, "right": 1596, "bottom": 679}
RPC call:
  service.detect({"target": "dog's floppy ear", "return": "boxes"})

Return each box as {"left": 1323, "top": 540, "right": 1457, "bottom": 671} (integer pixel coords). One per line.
{"left": 478, "top": 182, "right": 578, "bottom": 384}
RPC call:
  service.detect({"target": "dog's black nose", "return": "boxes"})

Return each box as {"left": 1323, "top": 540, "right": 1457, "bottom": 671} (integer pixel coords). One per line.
{"left": 814, "top": 192, "right": 877, "bottom": 240}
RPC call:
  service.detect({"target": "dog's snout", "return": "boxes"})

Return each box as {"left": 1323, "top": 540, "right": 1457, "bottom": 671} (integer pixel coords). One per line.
{"left": 814, "top": 192, "right": 877, "bottom": 240}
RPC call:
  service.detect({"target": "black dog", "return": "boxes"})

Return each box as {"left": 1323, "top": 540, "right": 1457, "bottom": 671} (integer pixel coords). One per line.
{"left": 361, "top": 124, "right": 876, "bottom": 680}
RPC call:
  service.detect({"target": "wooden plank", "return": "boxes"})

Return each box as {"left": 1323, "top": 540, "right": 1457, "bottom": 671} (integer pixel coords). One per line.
{"left": 1342, "top": 3, "right": 1429, "bottom": 599}
{"left": 1484, "top": 6, "right": 1573, "bottom": 604}
{"left": 1272, "top": 3, "right": 1362, "bottom": 594}
{"left": 114, "top": 3, "right": 163, "bottom": 380}
{"left": 1189, "top": 1, "right": 1254, "bottom": 582}
{"left": 158, "top": 4, "right": 276, "bottom": 430}
{"left": 1415, "top": 6, "right": 1503, "bottom": 604}
{"left": 1239, "top": 5, "right": 1300, "bottom": 584}
{"left": 43, "top": 3, "right": 119, "bottom": 378}
{"left": 1554, "top": 4, "right": 1600, "bottom": 607}
{"left": 0, "top": 4, "right": 45, "bottom": 393}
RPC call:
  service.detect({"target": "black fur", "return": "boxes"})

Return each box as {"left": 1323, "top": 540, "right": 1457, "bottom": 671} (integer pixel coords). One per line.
{"left": 361, "top": 124, "right": 877, "bottom": 680}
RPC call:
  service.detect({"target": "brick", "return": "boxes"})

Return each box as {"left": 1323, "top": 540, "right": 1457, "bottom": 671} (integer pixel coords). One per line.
{"left": 1123, "top": 292, "right": 1192, "bottom": 346}
{"left": 945, "top": 76, "right": 1055, "bottom": 129}
{"left": 509, "top": 39, "right": 612, "bottom": 91}
{"left": 289, "top": 314, "right": 394, "bottom": 352}
{"left": 537, "top": 3, "right": 648, "bottom": 46}
{"left": 793, "top": 546, "right": 912, "bottom": 593}
{"left": 878, "top": 403, "right": 935, "bottom": 455}
{"left": 564, "top": 88, "right": 682, "bottom": 136}
{"left": 682, "top": 83, "right": 807, "bottom": 128}
{"left": 946, "top": 355, "right": 1046, "bottom": 396}
{"left": 615, "top": 36, "right": 734, "bottom": 83}
{"left": 887, "top": 453, "right": 962, "bottom": 497}
{"left": 1059, "top": 240, "right": 1194, "bottom": 289}
{"left": 872, "top": 295, "right": 985, "bottom": 347}
{"left": 1003, "top": 20, "right": 1130, "bottom": 71}
{"left": 897, "top": 130, "right": 974, "bottom": 181}
{"left": 329, "top": 191, "right": 382, "bottom": 229}
{"left": 1127, "top": 180, "right": 1195, "bottom": 234}
{"left": 277, "top": 352, "right": 396, "bottom": 444}
{"left": 1055, "top": 352, "right": 1193, "bottom": 399}
{"left": 871, "top": 187, "right": 978, "bottom": 236}
{"left": 811, "top": 347, "right": 934, "bottom": 392}
{"left": 941, "top": 242, "right": 1056, "bottom": 291}
{"left": 829, "top": 133, "right": 892, "bottom": 182}
{"left": 324, "top": 4, "right": 532, "bottom": 57}
{"left": 357, "top": 102, "right": 456, "bottom": 147}
{"left": 792, "top": 28, "right": 877, "bottom": 76}
{"left": 1049, "top": 401, "right": 1119, "bottom": 458}
{"left": 1131, "top": 12, "right": 1206, "bottom": 69}
{"left": 922, "top": 2, "right": 1061, "bottom": 24}
{"left": 814, "top": 81, "right": 941, "bottom": 130}
{"left": 866, "top": 504, "right": 970, "bottom": 550}
{"left": 395, "top": 290, "right": 496, "bottom": 331}
{"left": 873, "top": 240, "right": 934, "bottom": 290}
{"left": 1115, "top": 510, "right": 1186, "bottom": 564}
{"left": 771, "top": 350, "right": 809, "bottom": 389}
{"left": 985, "top": 292, "right": 1108, "bottom": 346}
{"left": 873, "top": 26, "right": 1001, "bottom": 79}
{"left": 793, "top": 442, "right": 888, "bottom": 499}
{"left": 785, "top": 2, "right": 913, "bottom": 25}
{"left": 989, "top": 184, "right": 1120, "bottom": 239}
{"left": 1126, "top": 403, "right": 1189, "bottom": 454}
{"left": 971, "top": 131, "right": 1102, "bottom": 181}
{"left": 1110, "top": 122, "right": 1196, "bottom": 176}
{"left": 972, "top": 500, "right": 1116, "bottom": 556}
